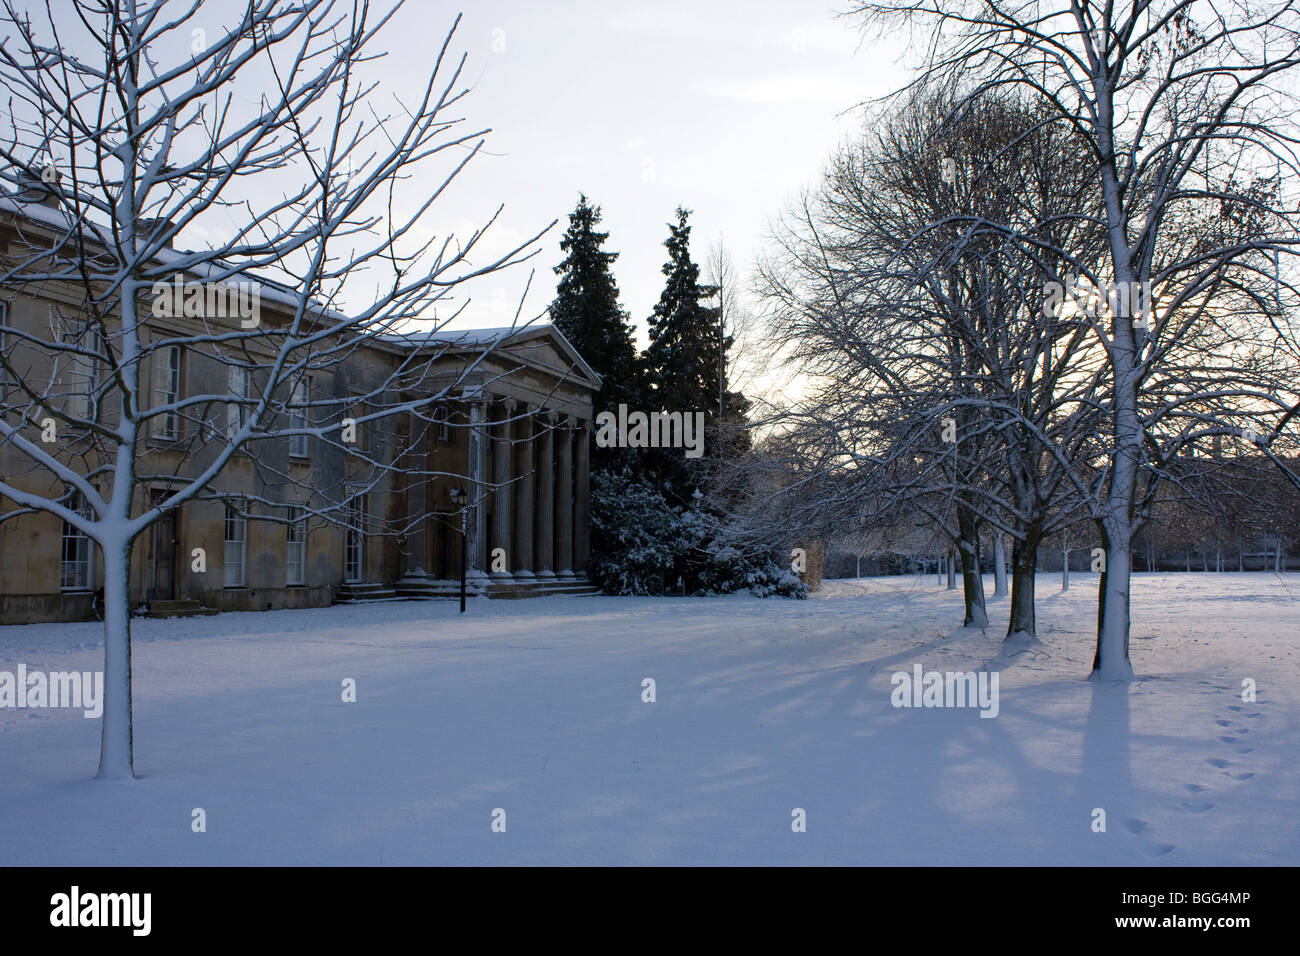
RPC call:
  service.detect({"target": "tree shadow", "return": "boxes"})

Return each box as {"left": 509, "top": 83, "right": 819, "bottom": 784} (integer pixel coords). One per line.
{"left": 1080, "top": 680, "right": 1135, "bottom": 842}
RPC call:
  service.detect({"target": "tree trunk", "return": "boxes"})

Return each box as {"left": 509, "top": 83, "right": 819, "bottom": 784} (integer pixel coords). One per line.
{"left": 1061, "top": 547, "right": 1070, "bottom": 591}
{"left": 957, "top": 509, "right": 987, "bottom": 627}
{"left": 1089, "top": 144, "right": 1141, "bottom": 682}
{"left": 1094, "top": 541, "right": 1135, "bottom": 679}
{"left": 946, "top": 548, "right": 956, "bottom": 590}
{"left": 1093, "top": 519, "right": 1136, "bottom": 681}
{"left": 1095, "top": 521, "right": 1108, "bottom": 648}
{"left": 992, "top": 533, "right": 1008, "bottom": 597}
{"left": 97, "top": 540, "right": 135, "bottom": 779}
{"left": 1007, "top": 524, "right": 1041, "bottom": 638}
{"left": 1089, "top": 259, "right": 1142, "bottom": 685}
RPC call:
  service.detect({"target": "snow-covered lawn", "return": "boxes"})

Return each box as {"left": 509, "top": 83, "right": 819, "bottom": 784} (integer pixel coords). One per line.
{"left": 1, "top": 572, "right": 1296, "bottom": 865}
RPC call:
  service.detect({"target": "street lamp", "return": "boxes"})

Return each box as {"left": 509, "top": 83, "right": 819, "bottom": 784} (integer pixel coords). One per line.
{"left": 449, "top": 486, "right": 467, "bottom": 613}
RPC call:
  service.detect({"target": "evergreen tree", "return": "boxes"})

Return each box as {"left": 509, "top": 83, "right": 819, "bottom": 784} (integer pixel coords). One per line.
{"left": 550, "top": 195, "right": 646, "bottom": 447}
{"left": 644, "top": 207, "right": 723, "bottom": 416}
{"left": 639, "top": 210, "right": 779, "bottom": 594}
{"left": 642, "top": 207, "right": 730, "bottom": 501}
{"left": 588, "top": 469, "right": 686, "bottom": 595}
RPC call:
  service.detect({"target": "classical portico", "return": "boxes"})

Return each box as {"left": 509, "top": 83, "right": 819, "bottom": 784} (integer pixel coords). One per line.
{"left": 393, "top": 324, "right": 600, "bottom": 599}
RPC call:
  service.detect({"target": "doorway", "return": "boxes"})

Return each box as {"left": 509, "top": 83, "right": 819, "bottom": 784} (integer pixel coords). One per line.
{"left": 430, "top": 512, "right": 460, "bottom": 580}
{"left": 344, "top": 494, "right": 364, "bottom": 584}
{"left": 148, "top": 489, "right": 177, "bottom": 601}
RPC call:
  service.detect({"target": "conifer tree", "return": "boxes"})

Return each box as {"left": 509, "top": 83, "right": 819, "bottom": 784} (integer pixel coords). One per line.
{"left": 642, "top": 207, "right": 734, "bottom": 500}
{"left": 550, "top": 195, "right": 645, "bottom": 442}
{"left": 644, "top": 207, "right": 723, "bottom": 418}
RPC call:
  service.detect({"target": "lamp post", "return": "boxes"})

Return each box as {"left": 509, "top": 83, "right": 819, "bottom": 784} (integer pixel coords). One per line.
{"left": 450, "top": 486, "right": 467, "bottom": 613}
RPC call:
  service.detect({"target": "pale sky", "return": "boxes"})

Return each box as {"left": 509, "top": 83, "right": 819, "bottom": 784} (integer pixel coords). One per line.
{"left": 370, "top": 0, "right": 910, "bottom": 343}
{"left": 19, "top": 0, "right": 914, "bottom": 389}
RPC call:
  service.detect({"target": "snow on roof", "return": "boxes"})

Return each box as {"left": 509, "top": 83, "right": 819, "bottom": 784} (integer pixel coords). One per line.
{"left": 0, "top": 190, "right": 101, "bottom": 238}
{"left": 381, "top": 325, "right": 534, "bottom": 346}
{"left": 381, "top": 323, "right": 602, "bottom": 384}
{"left": 0, "top": 190, "right": 600, "bottom": 382}
{"left": 0, "top": 189, "right": 343, "bottom": 322}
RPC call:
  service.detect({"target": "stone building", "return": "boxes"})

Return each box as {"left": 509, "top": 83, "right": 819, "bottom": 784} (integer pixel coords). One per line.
{"left": 376, "top": 326, "right": 602, "bottom": 604}
{"left": 0, "top": 186, "right": 599, "bottom": 624}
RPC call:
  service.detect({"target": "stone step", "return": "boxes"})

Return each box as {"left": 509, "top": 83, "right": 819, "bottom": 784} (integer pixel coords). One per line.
{"left": 334, "top": 583, "right": 400, "bottom": 605}
{"left": 490, "top": 585, "right": 601, "bottom": 599}
{"left": 146, "top": 599, "right": 219, "bottom": 618}
{"left": 395, "top": 579, "right": 482, "bottom": 599}
{"left": 338, "top": 578, "right": 599, "bottom": 603}
{"left": 483, "top": 578, "right": 601, "bottom": 599}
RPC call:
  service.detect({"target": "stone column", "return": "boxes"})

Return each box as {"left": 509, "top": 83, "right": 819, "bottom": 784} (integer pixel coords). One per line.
{"left": 513, "top": 409, "right": 535, "bottom": 580}
{"left": 534, "top": 411, "right": 556, "bottom": 580}
{"left": 491, "top": 399, "right": 515, "bottom": 579}
{"left": 396, "top": 409, "right": 433, "bottom": 590}
{"left": 467, "top": 397, "right": 489, "bottom": 583}
{"left": 555, "top": 417, "right": 575, "bottom": 580}
{"left": 574, "top": 419, "right": 591, "bottom": 575}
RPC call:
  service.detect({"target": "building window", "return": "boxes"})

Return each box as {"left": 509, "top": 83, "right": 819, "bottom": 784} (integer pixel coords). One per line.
{"left": 59, "top": 319, "right": 98, "bottom": 421}
{"left": 344, "top": 494, "right": 364, "bottom": 584}
{"left": 153, "top": 344, "right": 181, "bottom": 439}
{"left": 289, "top": 376, "right": 311, "bottom": 459}
{"left": 285, "top": 506, "right": 305, "bottom": 586}
{"left": 60, "top": 489, "right": 93, "bottom": 591}
{"left": 224, "top": 504, "right": 246, "bottom": 588}
{"left": 227, "top": 364, "right": 249, "bottom": 439}
{"left": 434, "top": 404, "right": 452, "bottom": 444}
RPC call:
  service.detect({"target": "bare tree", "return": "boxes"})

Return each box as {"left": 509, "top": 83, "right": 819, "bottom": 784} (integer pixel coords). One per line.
{"left": 847, "top": 0, "right": 1300, "bottom": 678}
{"left": 706, "top": 238, "right": 764, "bottom": 421}
{"left": 759, "top": 87, "right": 1107, "bottom": 635}
{"left": 0, "top": 0, "right": 550, "bottom": 778}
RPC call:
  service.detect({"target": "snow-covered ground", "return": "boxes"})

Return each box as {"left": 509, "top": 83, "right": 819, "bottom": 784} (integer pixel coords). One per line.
{"left": 1, "top": 572, "right": 1296, "bottom": 865}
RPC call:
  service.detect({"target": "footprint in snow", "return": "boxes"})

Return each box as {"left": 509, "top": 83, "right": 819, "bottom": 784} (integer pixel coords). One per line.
{"left": 1184, "top": 783, "right": 1207, "bottom": 793}
{"left": 1182, "top": 800, "right": 1214, "bottom": 813}
{"left": 1207, "top": 758, "right": 1229, "bottom": 768}
{"left": 1230, "top": 772, "right": 1255, "bottom": 780}
{"left": 1122, "top": 820, "right": 1175, "bottom": 856}
{"left": 1218, "top": 736, "right": 1237, "bottom": 743}
{"left": 1215, "top": 719, "right": 1232, "bottom": 727}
